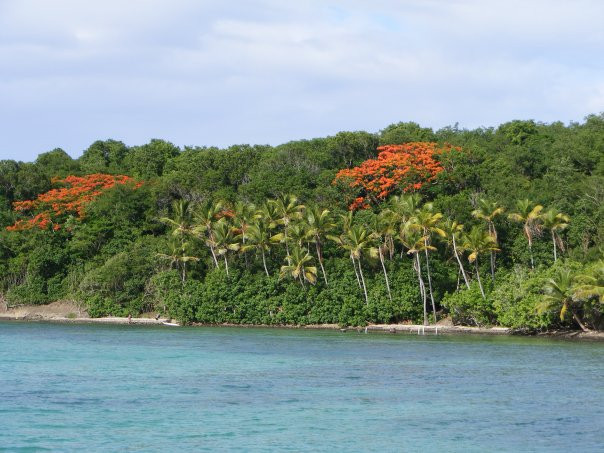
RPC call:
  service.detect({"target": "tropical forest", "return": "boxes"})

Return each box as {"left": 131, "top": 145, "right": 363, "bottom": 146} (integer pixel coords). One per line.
{"left": 1, "top": 117, "right": 603, "bottom": 331}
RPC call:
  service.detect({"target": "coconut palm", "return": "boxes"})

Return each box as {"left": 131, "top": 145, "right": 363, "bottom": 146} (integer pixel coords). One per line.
{"left": 574, "top": 260, "right": 604, "bottom": 303}
{"left": 462, "top": 226, "right": 499, "bottom": 299}
{"left": 157, "top": 236, "right": 199, "bottom": 283}
{"left": 540, "top": 208, "right": 570, "bottom": 262}
{"left": 193, "top": 201, "right": 224, "bottom": 268}
{"left": 305, "top": 206, "right": 336, "bottom": 285}
{"left": 209, "top": 217, "right": 240, "bottom": 276}
{"left": 389, "top": 193, "right": 422, "bottom": 223}
{"left": 160, "top": 200, "right": 196, "bottom": 282}
{"left": 400, "top": 220, "right": 434, "bottom": 325}
{"left": 279, "top": 246, "right": 317, "bottom": 288}
{"left": 441, "top": 218, "right": 471, "bottom": 290}
{"left": 270, "top": 194, "right": 305, "bottom": 258}
{"left": 508, "top": 199, "right": 543, "bottom": 269}
{"left": 472, "top": 198, "right": 504, "bottom": 280}
{"left": 413, "top": 203, "right": 445, "bottom": 322}
{"left": 329, "top": 223, "right": 375, "bottom": 304}
{"left": 368, "top": 211, "right": 397, "bottom": 301}
{"left": 258, "top": 201, "right": 280, "bottom": 230}
{"left": 388, "top": 194, "right": 421, "bottom": 257}
{"left": 242, "top": 220, "right": 275, "bottom": 276}
{"left": 232, "top": 201, "right": 258, "bottom": 266}
{"left": 540, "top": 269, "right": 590, "bottom": 332}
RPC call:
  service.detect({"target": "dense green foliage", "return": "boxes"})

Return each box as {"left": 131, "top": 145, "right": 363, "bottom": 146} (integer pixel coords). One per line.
{"left": 1, "top": 116, "right": 603, "bottom": 330}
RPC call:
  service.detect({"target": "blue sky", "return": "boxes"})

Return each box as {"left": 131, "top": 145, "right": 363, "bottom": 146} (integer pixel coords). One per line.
{"left": 1, "top": 0, "right": 603, "bottom": 162}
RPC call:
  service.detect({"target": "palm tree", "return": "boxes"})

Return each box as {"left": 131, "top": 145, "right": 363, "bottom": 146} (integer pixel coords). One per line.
{"left": 441, "top": 218, "right": 471, "bottom": 290}
{"left": 232, "top": 201, "right": 257, "bottom": 266}
{"left": 329, "top": 223, "right": 375, "bottom": 304}
{"left": 305, "top": 206, "right": 336, "bottom": 285}
{"left": 472, "top": 198, "right": 504, "bottom": 280}
{"left": 540, "top": 208, "right": 570, "bottom": 262}
{"left": 413, "top": 203, "right": 445, "bottom": 322}
{"left": 210, "top": 217, "right": 240, "bottom": 276}
{"left": 279, "top": 246, "right": 317, "bottom": 288}
{"left": 242, "top": 220, "right": 275, "bottom": 276}
{"left": 160, "top": 200, "right": 196, "bottom": 282}
{"left": 574, "top": 260, "right": 604, "bottom": 303}
{"left": 400, "top": 220, "right": 433, "bottom": 325}
{"left": 389, "top": 193, "right": 422, "bottom": 223}
{"left": 258, "top": 201, "right": 280, "bottom": 230}
{"left": 462, "top": 226, "right": 499, "bottom": 299}
{"left": 508, "top": 199, "right": 543, "bottom": 269}
{"left": 368, "top": 211, "right": 396, "bottom": 301}
{"left": 389, "top": 194, "right": 422, "bottom": 257}
{"left": 157, "top": 237, "right": 199, "bottom": 283}
{"left": 193, "top": 201, "right": 224, "bottom": 268}
{"left": 270, "top": 194, "right": 304, "bottom": 258}
{"left": 540, "top": 269, "right": 590, "bottom": 332}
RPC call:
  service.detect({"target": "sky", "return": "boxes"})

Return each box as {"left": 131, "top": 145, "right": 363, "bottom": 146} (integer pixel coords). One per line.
{"left": 1, "top": 0, "right": 604, "bottom": 162}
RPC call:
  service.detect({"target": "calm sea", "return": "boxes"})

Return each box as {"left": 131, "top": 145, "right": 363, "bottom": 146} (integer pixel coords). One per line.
{"left": 0, "top": 322, "right": 602, "bottom": 452}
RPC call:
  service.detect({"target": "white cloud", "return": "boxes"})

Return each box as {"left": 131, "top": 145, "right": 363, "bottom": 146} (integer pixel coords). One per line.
{"left": 0, "top": 0, "right": 603, "bottom": 160}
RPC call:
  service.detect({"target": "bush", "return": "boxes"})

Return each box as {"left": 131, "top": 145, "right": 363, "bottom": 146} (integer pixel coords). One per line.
{"left": 441, "top": 282, "right": 495, "bottom": 326}
{"left": 491, "top": 267, "right": 556, "bottom": 330}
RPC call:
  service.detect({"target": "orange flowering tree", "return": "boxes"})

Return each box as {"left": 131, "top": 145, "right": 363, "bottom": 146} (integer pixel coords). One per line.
{"left": 333, "top": 142, "right": 461, "bottom": 210}
{"left": 6, "top": 174, "right": 143, "bottom": 232}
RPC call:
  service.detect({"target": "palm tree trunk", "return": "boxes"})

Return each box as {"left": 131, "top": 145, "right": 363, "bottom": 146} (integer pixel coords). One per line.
{"left": 475, "top": 259, "right": 486, "bottom": 299}
{"left": 423, "top": 239, "right": 437, "bottom": 324}
{"left": 284, "top": 227, "right": 290, "bottom": 259}
{"left": 261, "top": 249, "right": 269, "bottom": 277}
{"left": 224, "top": 255, "right": 229, "bottom": 276}
{"left": 552, "top": 230, "right": 557, "bottom": 262}
{"left": 357, "top": 258, "right": 369, "bottom": 305}
{"left": 490, "top": 251, "right": 496, "bottom": 281}
{"left": 316, "top": 241, "right": 328, "bottom": 285}
{"left": 181, "top": 262, "right": 186, "bottom": 284}
{"left": 526, "top": 226, "right": 534, "bottom": 269}
{"left": 414, "top": 253, "right": 428, "bottom": 326}
{"left": 452, "top": 235, "right": 470, "bottom": 289}
{"left": 243, "top": 234, "right": 249, "bottom": 268}
{"left": 571, "top": 310, "right": 590, "bottom": 332}
{"left": 489, "top": 222, "right": 496, "bottom": 281}
{"left": 379, "top": 247, "right": 392, "bottom": 301}
{"left": 351, "top": 254, "right": 362, "bottom": 289}
{"left": 209, "top": 245, "right": 219, "bottom": 268}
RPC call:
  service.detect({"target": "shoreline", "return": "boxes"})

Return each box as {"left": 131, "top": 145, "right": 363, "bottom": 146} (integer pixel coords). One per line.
{"left": 2, "top": 311, "right": 603, "bottom": 341}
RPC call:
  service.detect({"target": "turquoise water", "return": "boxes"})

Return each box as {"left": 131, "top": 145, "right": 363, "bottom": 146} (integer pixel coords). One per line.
{"left": 0, "top": 322, "right": 602, "bottom": 452}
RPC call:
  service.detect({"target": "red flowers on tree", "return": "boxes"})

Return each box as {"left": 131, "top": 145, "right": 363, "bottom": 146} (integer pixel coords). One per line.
{"left": 333, "top": 142, "right": 461, "bottom": 210}
{"left": 7, "top": 174, "right": 143, "bottom": 231}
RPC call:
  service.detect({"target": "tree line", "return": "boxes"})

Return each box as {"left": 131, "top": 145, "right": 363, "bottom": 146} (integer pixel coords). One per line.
{"left": 0, "top": 116, "right": 602, "bottom": 330}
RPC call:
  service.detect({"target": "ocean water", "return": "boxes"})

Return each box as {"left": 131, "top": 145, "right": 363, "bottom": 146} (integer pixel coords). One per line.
{"left": 0, "top": 322, "right": 602, "bottom": 452}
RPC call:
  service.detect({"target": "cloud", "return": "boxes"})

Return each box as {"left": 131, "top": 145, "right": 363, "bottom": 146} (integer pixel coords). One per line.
{"left": 0, "top": 0, "right": 603, "bottom": 161}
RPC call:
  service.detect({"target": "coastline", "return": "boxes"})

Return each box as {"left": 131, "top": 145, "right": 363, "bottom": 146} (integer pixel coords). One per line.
{"left": 2, "top": 306, "right": 603, "bottom": 340}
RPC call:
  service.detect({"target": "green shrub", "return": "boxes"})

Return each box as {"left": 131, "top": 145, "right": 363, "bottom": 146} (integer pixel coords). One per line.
{"left": 441, "top": 282, "right": 495, "bottom": 326}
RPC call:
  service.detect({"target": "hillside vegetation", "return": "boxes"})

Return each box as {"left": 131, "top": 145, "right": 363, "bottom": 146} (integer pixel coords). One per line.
{"left": 1, "top": 117, "right": 602, "bottom": 330}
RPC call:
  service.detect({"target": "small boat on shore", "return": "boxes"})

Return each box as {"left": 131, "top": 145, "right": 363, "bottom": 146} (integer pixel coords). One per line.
{"left": 162, "top": 321, "right": 180, "bottom": 327}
